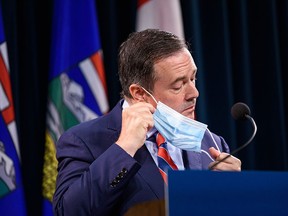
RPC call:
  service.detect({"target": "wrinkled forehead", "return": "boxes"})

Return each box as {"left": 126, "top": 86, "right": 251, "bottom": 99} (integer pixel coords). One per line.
{"left": 153, "top": 49, "right": 196, "bottom": 79}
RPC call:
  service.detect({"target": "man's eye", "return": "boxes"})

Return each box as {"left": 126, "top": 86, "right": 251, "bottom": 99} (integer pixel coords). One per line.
{"left": 191, "top": 77, "right": 197, "bottom": 84}
{"left": 173, "top": 86, "right": 181, "bottom": 90}
{"left": 173, "top": 84, "right": 183, "bottom": 91}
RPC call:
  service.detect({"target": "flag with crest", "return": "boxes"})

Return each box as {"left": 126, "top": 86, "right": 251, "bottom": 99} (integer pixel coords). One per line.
{"left": 0, "top": 3, "right": 27, "bottom": 216}
{"left": 42, "top": 1, "right": 109, "bottom": 215}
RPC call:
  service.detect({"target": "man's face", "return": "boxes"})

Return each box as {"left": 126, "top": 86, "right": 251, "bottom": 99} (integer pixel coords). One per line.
{"left": 151, "top": 49, "right": 199, "bottom": 119}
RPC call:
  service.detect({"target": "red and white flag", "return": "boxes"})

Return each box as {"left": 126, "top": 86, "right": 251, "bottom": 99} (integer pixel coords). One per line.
{"left": 136, "top": 0, "right": 184, "bottom": 39}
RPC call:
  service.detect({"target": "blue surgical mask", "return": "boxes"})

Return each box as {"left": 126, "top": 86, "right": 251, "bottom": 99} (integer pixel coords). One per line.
{"left": 142, "top": 87, "right": 207, "bottom": 152}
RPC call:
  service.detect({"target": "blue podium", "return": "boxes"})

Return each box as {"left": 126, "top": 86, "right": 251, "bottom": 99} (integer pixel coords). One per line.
{"left": 166, "top": 170, "right": 288, "bottom": 216}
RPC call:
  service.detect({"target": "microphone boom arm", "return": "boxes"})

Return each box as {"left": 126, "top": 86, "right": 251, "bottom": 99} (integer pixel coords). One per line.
{"left": 209, "top": 114, "right": 257, "bottom": 170}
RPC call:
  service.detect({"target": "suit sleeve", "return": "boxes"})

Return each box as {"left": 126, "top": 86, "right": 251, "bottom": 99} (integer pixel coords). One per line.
{"left": 53, "top": 130, "right": 141, "bottom": 216}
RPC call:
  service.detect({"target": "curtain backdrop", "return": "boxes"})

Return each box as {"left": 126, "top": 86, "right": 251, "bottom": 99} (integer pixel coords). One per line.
{"left": 1, "top": 0, "right": 287, "bottom": 215}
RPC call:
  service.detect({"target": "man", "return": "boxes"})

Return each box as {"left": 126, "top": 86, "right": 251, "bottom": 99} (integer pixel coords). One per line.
{"left": 53, "top": 29, "right": 241, "bottom": 216}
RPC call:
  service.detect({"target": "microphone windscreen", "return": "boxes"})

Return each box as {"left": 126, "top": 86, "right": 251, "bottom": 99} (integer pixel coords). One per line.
{"left": 231, "top": 102, "right": 251, "bottom": 120}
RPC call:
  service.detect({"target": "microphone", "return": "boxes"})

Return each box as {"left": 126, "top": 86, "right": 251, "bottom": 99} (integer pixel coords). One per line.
{"left": 231, "top": 102, "right": 251, "bottom": 120}
{"left": 209, "top": 102, "right": 257, "bottom": 170}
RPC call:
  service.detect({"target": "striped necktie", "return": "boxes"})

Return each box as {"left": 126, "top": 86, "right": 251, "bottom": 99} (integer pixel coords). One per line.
{"left": 155, "top": 132, "right": 178, "bottom": 184}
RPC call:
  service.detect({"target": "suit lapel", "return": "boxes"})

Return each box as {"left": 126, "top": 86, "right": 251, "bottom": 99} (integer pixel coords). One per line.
{"left": 106, "top": 100, "right": 123, "bottom": 132}
{"left": 183, "top": 130, "right": 215, "bottom": 170}
{"left": 134, "top": 145, "right": 165, "bottom": 199}
{"left": 183, "top": 150, "right": 202, "bottom": 170}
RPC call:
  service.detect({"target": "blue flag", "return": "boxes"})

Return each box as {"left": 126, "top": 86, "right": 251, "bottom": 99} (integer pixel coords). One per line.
{"left": 42, "top": 1, "right": 109, "bottom": 215}
{"left": 0, "top": 4, "right": 27, "bottom": 216}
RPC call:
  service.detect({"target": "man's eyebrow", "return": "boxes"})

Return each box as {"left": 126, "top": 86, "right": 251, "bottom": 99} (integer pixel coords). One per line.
{"left": 171, "top": 76, "right": 186, "bottom": 85}
{"left": 170, "top": 70, "right": 197, "bottom": 85}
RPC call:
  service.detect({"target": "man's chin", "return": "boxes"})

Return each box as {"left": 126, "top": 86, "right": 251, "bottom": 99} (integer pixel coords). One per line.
{"left": 181, "top": 111, "right": 195, "bottom": 120}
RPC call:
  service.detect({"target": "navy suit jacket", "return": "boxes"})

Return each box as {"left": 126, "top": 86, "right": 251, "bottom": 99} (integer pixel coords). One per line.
{"left": 53, "top": 100, "right": 229, "bottom": 216}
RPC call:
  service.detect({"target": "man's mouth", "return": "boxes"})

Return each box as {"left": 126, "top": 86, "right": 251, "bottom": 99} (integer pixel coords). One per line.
{"left": 183, "top": 105, "right": 195, "bottom": 113}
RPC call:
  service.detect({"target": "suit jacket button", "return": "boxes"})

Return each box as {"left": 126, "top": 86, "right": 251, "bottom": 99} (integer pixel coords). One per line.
{"left": 117, "top": 172, "right": 124, "bottom": 179}
{"left": 122, "top": 168, "right": 127, "bottom": 173}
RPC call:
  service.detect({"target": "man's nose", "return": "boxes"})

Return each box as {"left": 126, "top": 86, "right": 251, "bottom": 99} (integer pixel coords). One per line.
{"left": 185, "top": 81, "right": 199, "bottom": 99}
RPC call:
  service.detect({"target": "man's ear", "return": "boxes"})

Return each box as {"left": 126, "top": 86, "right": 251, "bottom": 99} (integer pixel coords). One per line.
{"left": 129, "top": 84, "right": 146, "bottom": 102}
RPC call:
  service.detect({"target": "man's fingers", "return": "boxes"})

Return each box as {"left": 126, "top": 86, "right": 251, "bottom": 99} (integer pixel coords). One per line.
{"left": 209, "top": 147, "right": 220, "bottom": 159}
{"left": 208, "top": 147, "right": 242, "bottom": 171}
{"left": 209, "top": 154, "right": 242, "bottom": 171}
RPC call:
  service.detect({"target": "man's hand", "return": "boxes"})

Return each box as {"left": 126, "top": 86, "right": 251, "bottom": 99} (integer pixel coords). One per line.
{"left": 208, "top": 147, "right": 241, "bottom": 171}
{"left": 116, "top": 102, "right": 155, "bottom": 157}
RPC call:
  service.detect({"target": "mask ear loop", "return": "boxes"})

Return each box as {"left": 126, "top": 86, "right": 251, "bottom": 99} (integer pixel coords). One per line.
{"left": 140, "top": 86, "right": 158, "bottom": 105}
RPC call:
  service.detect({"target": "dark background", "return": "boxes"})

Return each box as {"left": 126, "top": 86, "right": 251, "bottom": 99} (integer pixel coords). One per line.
{"left": 1, "top": 0, "right": 288, "bottom": 215}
